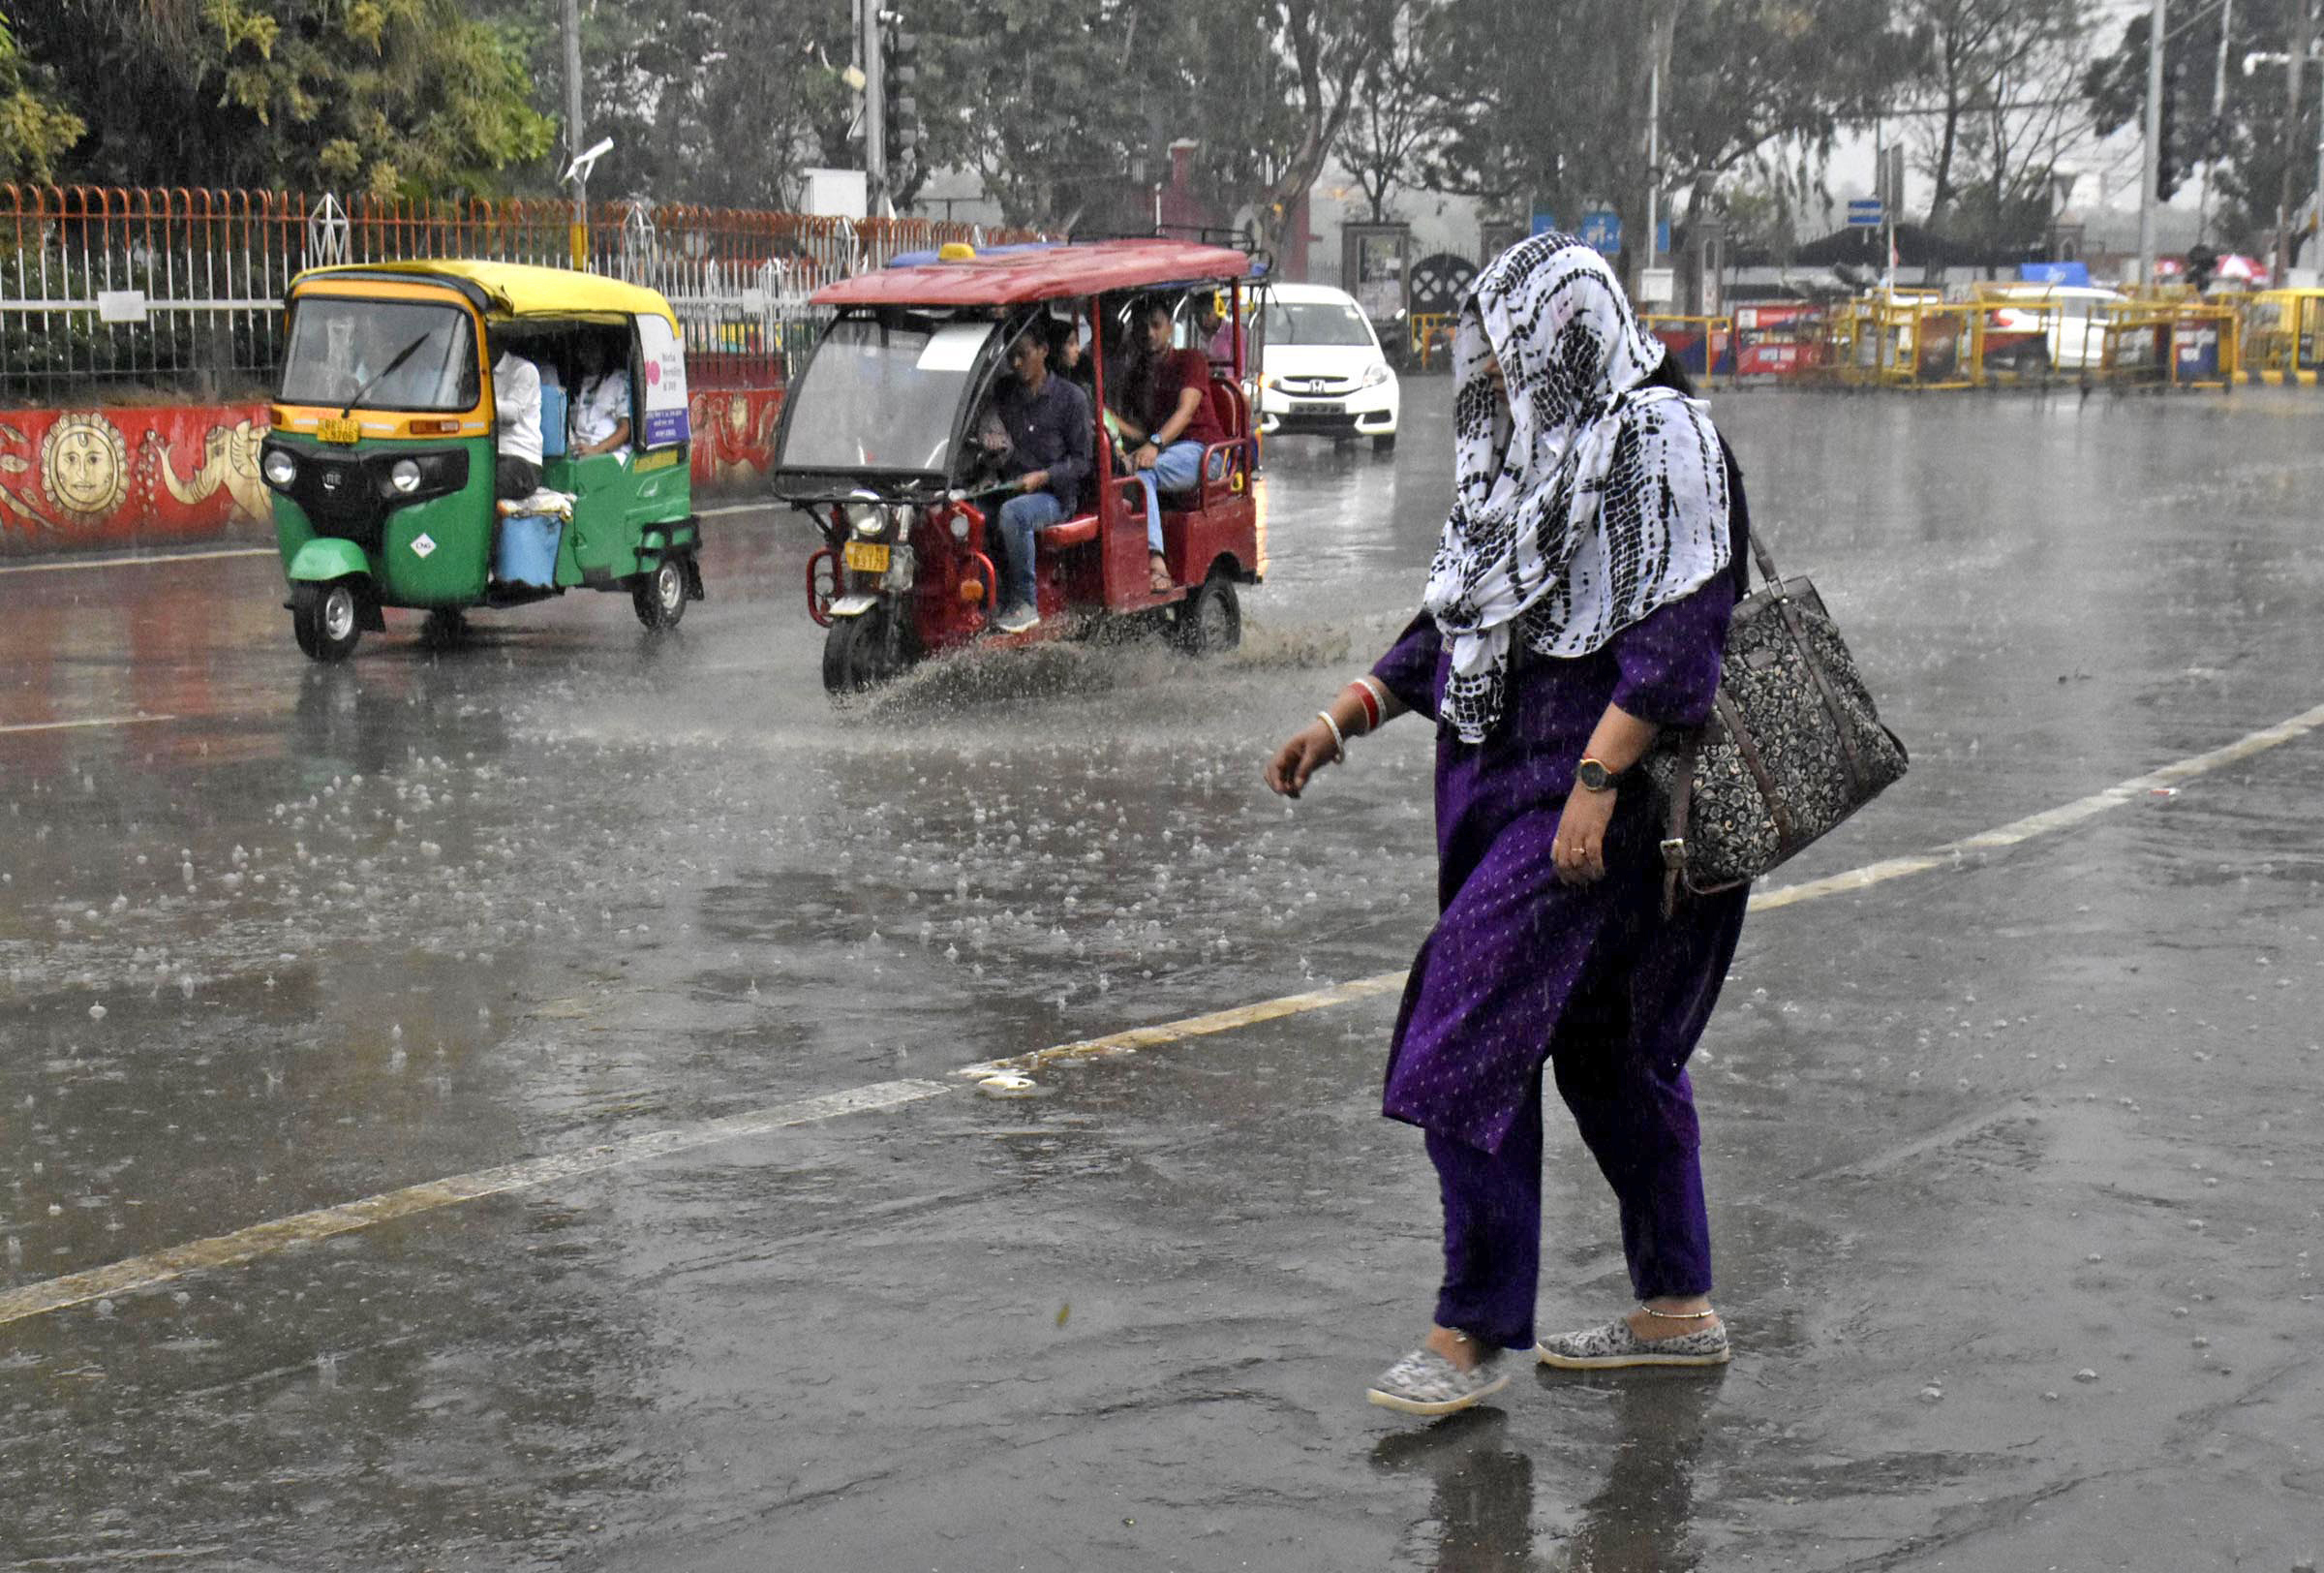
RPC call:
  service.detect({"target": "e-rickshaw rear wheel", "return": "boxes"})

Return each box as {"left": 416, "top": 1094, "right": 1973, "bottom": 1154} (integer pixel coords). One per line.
{"left": 1173, "top": 572, "right": 1241, "bottom": 658}
{"left": 290, "top": 580, "right": 363, "bottom": 663}
{"left": 822, "top": 602, "right": 913, "bottom": 694}
{"left": 632, "top": 557, "right": 689, "bottom": 632}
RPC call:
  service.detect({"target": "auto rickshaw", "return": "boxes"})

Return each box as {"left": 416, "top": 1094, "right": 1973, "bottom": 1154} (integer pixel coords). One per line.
{"left": 769, "top": 240, "right": 1264, "bottom": 692}
{"left": 261, "top": 260, "right": 704, "bottom": 661}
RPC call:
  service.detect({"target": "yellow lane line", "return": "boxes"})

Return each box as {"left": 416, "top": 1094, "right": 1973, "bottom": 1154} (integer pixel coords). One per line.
{"left": 0, "top": 714, "right": 177, "bottom": 736}
{"left": 0, "top": 1079, "right": 948, "bottom": 1329}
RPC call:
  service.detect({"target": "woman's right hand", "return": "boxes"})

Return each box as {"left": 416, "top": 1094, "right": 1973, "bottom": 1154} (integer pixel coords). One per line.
{"left": 1264, "top": 721, "right": 1342, "bottom": 799}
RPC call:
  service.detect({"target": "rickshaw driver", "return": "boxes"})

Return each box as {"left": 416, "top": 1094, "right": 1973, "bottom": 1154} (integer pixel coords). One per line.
{"left": 983, "top": 325, "right": 1092, "bottom": 634}
{"left": 490, "top": 335, "right": 545, "bottom": 499}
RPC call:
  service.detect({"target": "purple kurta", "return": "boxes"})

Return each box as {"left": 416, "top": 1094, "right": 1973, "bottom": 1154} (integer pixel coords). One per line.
{"left": 1368, "top": 465, "right": 1752, "bottom": 1157}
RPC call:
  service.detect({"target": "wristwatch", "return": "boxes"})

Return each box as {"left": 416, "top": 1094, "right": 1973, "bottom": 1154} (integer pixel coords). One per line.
{"left": 1575, "top": 756, "right": 1616, "bottom": 793}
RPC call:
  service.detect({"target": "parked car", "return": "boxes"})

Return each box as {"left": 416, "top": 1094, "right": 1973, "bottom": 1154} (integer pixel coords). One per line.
{"left": 1255, "top": 283, "right": 1400, "bottom": 451}
{"left": 1980, "top": 284, "right": 2123, "bottom": 372}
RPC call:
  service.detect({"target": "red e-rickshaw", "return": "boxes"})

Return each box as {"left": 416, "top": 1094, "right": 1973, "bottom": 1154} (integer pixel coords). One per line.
{"left": 771, "top": 241, "right": 1265, "bottom": 692}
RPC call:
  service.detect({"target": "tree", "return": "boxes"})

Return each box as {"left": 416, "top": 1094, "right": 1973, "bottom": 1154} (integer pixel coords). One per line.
{"left": 2086, "top": 0, "right": 2319, "bottom": 263}
{"left": 1900, "top": 0, "right": 2095, "bottom": 250}
{"left": 13, "top": 0, "right": 553, "bottom": 195}
{"left": 0, "top": 8, "right": 85, "bottom": 183}
{"left": 1332, "top": 13, "right": 1439, "bottom": 221}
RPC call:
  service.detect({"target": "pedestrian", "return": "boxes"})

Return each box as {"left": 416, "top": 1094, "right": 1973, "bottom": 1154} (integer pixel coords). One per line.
{"left": 1263, "top": 233, "right": 1755, "bottom": 1417}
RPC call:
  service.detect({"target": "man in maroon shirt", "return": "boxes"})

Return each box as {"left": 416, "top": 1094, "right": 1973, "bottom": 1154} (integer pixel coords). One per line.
{"left": 1116, "top": 297, "right": 1226, "bottom": 593}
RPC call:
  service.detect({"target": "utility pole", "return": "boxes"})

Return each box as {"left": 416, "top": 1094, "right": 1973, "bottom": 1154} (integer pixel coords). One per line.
{"left": 861, "top": 0, "right": 888, "bottom": 217}
{"left": 2277, "top": 0, "right": 2310, "bottom": 281}
{"left": 1640, "top": 2, "right": 1678, "bottom": 304}
{"left": 2201, "top": 0, "right": 2232, "bottom": 243}
{"left": 563, "top": 0, "right": 586, "bottom": 266}
{"left": 2140, "top": 0, "right": 2167, "bottom": 291}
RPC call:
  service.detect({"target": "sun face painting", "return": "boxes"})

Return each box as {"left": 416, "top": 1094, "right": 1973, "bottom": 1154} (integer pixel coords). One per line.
{"left": 41, "top": 413, "right": 131, "bottom": 518}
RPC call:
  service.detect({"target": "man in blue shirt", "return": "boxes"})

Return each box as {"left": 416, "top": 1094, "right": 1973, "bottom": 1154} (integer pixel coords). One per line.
{"left": 982, "top": 324, "right": 1092, "bottom": 632}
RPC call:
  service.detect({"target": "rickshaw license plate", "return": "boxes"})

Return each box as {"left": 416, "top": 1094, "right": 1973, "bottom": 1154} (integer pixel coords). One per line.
{"left": 317, "top": 416, "right": 361, "bottom": 445}
{"left": 842, "top": 540, "right": 891, "bottom": 574}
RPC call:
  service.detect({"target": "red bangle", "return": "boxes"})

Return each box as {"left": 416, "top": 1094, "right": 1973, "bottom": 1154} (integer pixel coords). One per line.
{"left": 1347, "top": 678, "right": 1383, "bottom": 734}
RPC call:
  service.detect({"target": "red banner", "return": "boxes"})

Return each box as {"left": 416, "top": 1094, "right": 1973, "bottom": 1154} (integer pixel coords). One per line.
{"left": 1, "top": 389, "right": 786, "bottom": 556}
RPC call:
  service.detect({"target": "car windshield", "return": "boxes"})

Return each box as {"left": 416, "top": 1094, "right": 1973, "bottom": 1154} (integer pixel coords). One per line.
{"left": 1269, "top": 299, "right": 1377, "bottom": 348}
{"left": 280, "top": 298, "right": 477, "bottom": 411}
{"left": 780, "top": 314, "right": 997, "bottom": 475}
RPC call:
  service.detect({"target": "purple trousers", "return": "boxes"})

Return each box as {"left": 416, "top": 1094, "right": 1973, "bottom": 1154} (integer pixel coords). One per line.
{"left": 1425, "top": 882, "right": 1744, "bottom": 1352}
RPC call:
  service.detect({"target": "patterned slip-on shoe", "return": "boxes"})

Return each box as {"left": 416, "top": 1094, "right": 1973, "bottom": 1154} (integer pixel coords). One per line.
{"left": 1536, "top": 1316, "right": 1731, "bottom": 1371}
{"left": 1366, "top": 1347, "right": 1512, "bottom": 1416}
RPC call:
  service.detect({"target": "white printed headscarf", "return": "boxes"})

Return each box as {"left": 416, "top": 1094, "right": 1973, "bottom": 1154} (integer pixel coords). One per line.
{"left": 1422, "top": 233, "right": 1731, "bottom": 744}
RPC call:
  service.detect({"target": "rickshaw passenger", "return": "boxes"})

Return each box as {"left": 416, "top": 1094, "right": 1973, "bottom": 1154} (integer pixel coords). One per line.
{"left": 570, "top": 335, "right": 633, "bottom": 461}
{"left": 985, "top": 327, "right": 1091, "bottom": 634}
{"left": 491, "top": 339, "right": 545, "bottom": 500}
{"left": 1118, "top": 296, "right": 1227, "bottom": 593}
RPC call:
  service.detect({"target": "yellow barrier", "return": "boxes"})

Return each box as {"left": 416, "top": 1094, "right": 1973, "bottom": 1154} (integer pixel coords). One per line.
{"left": 2100, "top": 302, "right": 2239, "bottom": 389}
{"left": 1641, "top": 315, "right": 1734, "bottom": 385}
{"left": 1409, "top": 312, "right": 1455, "bottom": 368}
{"left": 2235, "top": 289, "right": 2324, "bottom": 386}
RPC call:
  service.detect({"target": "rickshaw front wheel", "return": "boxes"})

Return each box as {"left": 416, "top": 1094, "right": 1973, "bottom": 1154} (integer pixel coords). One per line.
{"left": 291, "top": 580, "right": 363, "bottom": 663}
{"left": 822, "top": 603, "right": 911, "bottom": 694}
{"left": 632, "top": 557, "right": 689, "bottom": 632}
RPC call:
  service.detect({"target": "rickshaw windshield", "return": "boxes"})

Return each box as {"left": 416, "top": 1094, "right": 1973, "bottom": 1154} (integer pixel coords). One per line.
{"left": 1269, "top": 299, "right": 1377, "bottom": 347}
{"left": 280, "top": 298, "right": 479, "bottom": 412}
{"left": 781, "top": 314, "right": 996, "bottom": 475}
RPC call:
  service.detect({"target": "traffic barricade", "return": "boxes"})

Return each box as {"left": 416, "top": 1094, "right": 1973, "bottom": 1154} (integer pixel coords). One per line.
{"left": 1643, "top": 315, "right": 1733, "bottom": 385}
{"left": 2234, "top": 289, "right": 2324, "bottom": 386}
{"left": 1730, "top": 302, "right": 1827, "bottom": 382}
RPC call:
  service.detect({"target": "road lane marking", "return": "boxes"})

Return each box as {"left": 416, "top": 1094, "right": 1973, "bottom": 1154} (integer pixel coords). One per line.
{"left": 9, "top": 700, "right": 2323, "bottom": 1327}
{"left": 0, "top": 546, "right": 276, "bottom": 576}
{"left": 0, "top": 1078, "right": 949, "bottom": 1329}
{"left": 962, "top": 697, "right": 2324, "bottom": 1076}
{"left": 0, "top": 714, "right": 178, "bottom": 736}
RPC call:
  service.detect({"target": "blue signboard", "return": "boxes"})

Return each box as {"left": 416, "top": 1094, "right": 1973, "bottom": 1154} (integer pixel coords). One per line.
{"left": 1847, "top": 198, "right": 1885, "bottom": 228}
{"left": 1530, "top": 211, "right": 1559, "bottom": 236}
{"left": 1579, "top": 210, "right": 1623, "bottom": 252}
{"left": 2019, "top": 262, "right": 2092, "bottom": 288}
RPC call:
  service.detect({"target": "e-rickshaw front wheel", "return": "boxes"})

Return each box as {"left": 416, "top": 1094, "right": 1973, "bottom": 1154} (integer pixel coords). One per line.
{"left": 290, "top": 580, "right": 364, "bottom": 663}
{"left": 632, "top": 557, "right": 690, "bottom": 632}
{"left": 821, "top": 602, "right": 914, "bottom": 694}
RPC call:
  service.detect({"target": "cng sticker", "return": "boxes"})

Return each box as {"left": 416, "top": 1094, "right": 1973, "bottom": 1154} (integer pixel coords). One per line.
{"left": 412, "top": 533, "right": 437, "bottom": 560}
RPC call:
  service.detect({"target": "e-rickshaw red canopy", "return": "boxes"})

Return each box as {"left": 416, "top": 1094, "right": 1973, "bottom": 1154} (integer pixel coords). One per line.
{"left": 810, "top": 240, "right": 1256, "bottom": 309}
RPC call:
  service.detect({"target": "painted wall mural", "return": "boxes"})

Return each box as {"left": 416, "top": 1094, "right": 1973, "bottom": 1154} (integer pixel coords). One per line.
{"left": 0, "top": 388, "right": 785, "bottom": 556}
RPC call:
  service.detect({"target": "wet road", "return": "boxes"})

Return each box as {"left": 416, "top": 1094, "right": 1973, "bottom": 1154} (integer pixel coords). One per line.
{"left": 4, "top": 381, "right": 2323, "bottom": 1570}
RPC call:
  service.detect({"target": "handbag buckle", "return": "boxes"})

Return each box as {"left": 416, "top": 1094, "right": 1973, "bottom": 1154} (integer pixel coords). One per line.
{"left": 1659, "top": 837, "right": 1688, "bottom": 870}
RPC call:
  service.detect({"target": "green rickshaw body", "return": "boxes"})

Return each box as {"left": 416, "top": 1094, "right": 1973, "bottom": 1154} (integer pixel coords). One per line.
{"left": 262, "top": 260, "right": 702, "bottom": 660}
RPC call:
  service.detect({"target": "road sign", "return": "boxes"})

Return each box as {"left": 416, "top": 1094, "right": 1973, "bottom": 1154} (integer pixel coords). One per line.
{"left": 1579, "top": 210, "right": 1623, "bottom": 252}
{"left": 1847, "top": 199, "right": 1885, "bottom": 228}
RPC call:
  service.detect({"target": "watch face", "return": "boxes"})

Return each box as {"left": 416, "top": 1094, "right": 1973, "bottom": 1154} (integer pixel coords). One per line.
{"left": 1577, "top": 759, "right": 1612, "bottom": 791}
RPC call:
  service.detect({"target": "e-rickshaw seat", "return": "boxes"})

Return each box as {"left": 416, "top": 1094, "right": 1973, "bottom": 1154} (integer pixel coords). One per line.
{"left": 1042, "top": 512, "right": 1101, "bottom": 549}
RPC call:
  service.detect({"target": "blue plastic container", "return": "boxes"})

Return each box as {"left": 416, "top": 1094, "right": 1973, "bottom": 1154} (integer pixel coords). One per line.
{"left": 496, "top": 513, "right": 563, "bottom": 587}
{"left": 537, "top": 383, "right": 567, "bottom": 457}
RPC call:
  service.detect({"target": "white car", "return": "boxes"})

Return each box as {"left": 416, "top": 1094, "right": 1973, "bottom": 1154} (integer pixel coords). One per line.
{"left": 1256, "top": 283, "right": 1400, "bottom": 451}
{"left": 1981, "top": 284, "right": 2124, "bottom": 371}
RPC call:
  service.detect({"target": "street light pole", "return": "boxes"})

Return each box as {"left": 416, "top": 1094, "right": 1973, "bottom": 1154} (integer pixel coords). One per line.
{"left": 861, "top": 0, "right": 887, "bottom": 217}
{"left": 2139, "top": 0, "right": 2167, "bottom": 291}
{"left": 563, "top": 0, "right": 586, "bottom": 267}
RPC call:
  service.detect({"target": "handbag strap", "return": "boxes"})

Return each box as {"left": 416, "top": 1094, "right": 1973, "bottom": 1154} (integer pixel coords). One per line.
{"left": 1659, "top": 728, "right": 1699, "bottom": 918}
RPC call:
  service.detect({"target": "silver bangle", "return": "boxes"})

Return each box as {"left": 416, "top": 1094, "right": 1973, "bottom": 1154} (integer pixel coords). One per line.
{"left": 1315, "top": 709, "right": 1346, "bottom": 761}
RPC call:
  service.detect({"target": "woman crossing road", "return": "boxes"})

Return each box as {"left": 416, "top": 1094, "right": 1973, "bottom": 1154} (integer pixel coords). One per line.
{"left": 1264, "top": 233, "right": 1756, "bottom": 1417}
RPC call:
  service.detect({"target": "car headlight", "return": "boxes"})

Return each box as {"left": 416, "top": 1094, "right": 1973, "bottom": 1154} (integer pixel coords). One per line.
{"left": 388, "top": 458, "right": 422, "bottom": 494}
{"left": 1259, "top": 374, "right": 1278, "bottom": 390}
{"left": 1359, "top": 362, "right": 1393, "bottom": 388}
{"left": 261, "top": 448, "right": 297, "bottom": 488}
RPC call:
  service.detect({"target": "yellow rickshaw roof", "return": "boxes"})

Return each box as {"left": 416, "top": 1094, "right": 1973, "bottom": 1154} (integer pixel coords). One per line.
{"left": 292, "top": 260, "right": 679, "bottom": 326}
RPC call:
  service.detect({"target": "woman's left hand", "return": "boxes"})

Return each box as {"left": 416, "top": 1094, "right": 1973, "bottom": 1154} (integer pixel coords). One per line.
{"left": 1552, "top": 786, "right": 1616, "bottom": 885}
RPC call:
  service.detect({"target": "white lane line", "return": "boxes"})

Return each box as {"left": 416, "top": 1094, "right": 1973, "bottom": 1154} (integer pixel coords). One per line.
{"left": 0, "top": 1079, "right": 949, "bottom": 1328}
{"left": 0, "top": 546, "right": 275, "bottom": 576}
{"left": 12, "top": 700, "right": 2323, "bottom": 1326}
{"left": 962, "top": 697, "right": 2324, "bottom": 1076}
{"left": 0, "top": 714, "right": 178, "bottom": 736}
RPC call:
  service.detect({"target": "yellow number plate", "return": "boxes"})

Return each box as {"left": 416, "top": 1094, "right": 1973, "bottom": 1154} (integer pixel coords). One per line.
{"left": 842, "top": 540, "right": 891, "bottom": 574}
{"left": 317, "top": 416, "right": 361, "bottom": 445}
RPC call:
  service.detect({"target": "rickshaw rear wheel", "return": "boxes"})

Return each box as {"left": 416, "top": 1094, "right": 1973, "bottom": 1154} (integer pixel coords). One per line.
{"left": 822, "top": 604, "right": 912, "bottom": 694}
{"left": 1173, "top": 572, "right": 1241, "bottom": 658}
{"left": 632, "top": 557, "right": 688, "bottom": 631}
{"left": 291, "top": 580, "right": 363, "bottom": 663}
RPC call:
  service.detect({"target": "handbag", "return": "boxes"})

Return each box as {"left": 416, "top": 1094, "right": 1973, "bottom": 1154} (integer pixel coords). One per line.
{"left": 1642, "top": 531, "right": 1908, "bottom": 909}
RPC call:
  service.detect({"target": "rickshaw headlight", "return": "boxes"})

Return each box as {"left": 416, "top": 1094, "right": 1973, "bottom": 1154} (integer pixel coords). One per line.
{"left": 847, "top": 501, "right": 885, "bottom": 538}
{"left": 261, "top": 448, "right": 297, "bottom": 488}
{"left": 388, "top": 458, "right": 423, "bottom": 494}
{"left": 948, "top": 512, "right": 970, "bottom": 542}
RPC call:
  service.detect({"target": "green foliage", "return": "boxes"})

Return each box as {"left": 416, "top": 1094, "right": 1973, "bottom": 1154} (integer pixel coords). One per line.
{"left": 0, "top": 8, "right": 86, "bottom": 182}
{"left": 2086, "top": 4, "right": 2317, "bottom": 262}
{"left": 12, "top": 0, "right": 553, "bottom": 195}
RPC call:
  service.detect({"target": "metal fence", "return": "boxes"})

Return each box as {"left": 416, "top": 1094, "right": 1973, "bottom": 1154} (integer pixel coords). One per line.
{"left": 0, "top": 184, "right": 1038, "bottom": 404}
